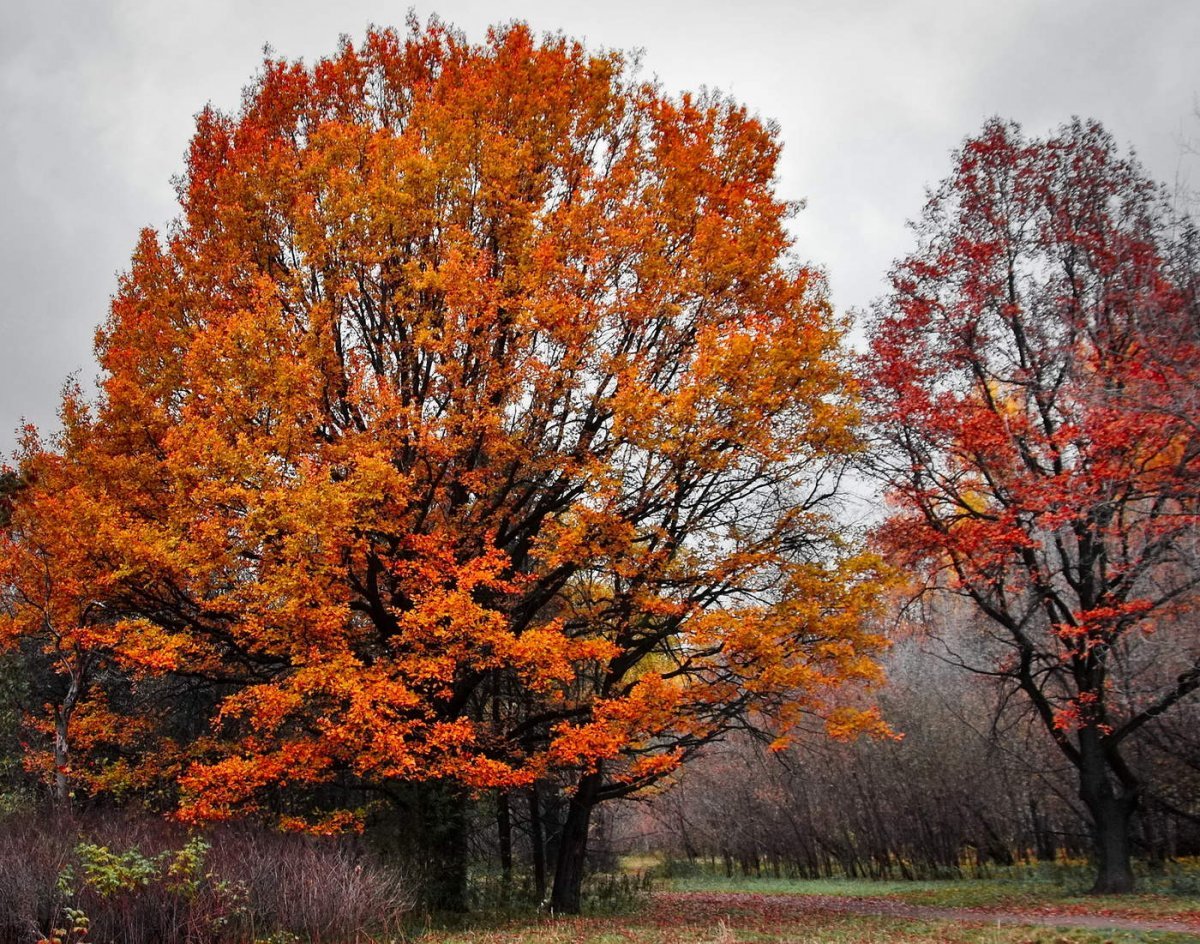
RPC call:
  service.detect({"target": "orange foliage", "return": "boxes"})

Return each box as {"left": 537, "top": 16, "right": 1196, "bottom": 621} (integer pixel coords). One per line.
{"left": 2, "top": 19, "right": 885, "bottom": 823}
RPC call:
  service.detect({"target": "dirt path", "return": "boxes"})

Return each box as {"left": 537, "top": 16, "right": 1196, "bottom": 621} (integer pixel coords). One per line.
{"left": 654, "top": 891, "right": 1200, "bottom": 936}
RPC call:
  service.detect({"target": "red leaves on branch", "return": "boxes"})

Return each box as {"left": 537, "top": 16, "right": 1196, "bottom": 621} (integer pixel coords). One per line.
{"left": 864, "top": 117, "right": 1200, "bottom": 892}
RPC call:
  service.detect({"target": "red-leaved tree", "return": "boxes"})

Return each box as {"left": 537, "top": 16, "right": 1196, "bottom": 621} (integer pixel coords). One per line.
{"left": 865, "top": 118, "right": 1200, "bottom": 893}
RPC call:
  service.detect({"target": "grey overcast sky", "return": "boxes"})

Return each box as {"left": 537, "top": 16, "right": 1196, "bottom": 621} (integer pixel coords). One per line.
{"left": 1, "top": 0, "right": 1198, "bottom": 457}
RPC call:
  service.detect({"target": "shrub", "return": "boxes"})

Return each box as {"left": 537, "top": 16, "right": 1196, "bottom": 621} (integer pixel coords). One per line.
{"left": 0, "top": 810, "right": 415, "bottom": 944}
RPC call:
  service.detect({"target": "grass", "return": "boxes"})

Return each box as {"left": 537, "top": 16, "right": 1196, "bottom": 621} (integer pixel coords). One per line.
{"left": 417, "top": 908, "right": 1196, "bottom": 944}
{"left": 412, "top": 862, "right": 1200, "bottom": 944}
{"left": 659, "top": 860, "right": 1200, "bottom": 923}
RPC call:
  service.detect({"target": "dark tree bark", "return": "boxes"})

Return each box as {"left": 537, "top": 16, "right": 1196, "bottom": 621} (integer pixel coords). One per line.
{"left": 550, "top": 769, "right": 602, "bottom": 914}
{"left": 1029, "top": 797, "right": 1058, "bottom": 863}
{"left": 417, "top": 783, "right": 470, "bottom": 912}
{"left": 529, "top": 784, "right": 547, "bottom": 904}
{"left": 1078, "top": 730, "right": 1138, "bottom": 894}
{"left": 371, "top": 780, "right": 470, "bottom": 912}
{"left": 497, "top": 789, "right": 513, "bottom": 889}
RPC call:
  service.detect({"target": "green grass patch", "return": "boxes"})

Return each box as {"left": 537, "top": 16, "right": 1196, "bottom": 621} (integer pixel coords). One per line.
{"left": 652, "top": 858, "right": 1200, "bottom": 919}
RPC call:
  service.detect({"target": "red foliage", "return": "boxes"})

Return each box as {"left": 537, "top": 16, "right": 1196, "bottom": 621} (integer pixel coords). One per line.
{"left": 864, "top": 118, "right": 1200, "bottom": 892}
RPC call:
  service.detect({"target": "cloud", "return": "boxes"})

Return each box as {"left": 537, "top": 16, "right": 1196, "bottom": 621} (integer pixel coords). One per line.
{"left": 1, "top": 0, "right": 1196, "bottom": 454}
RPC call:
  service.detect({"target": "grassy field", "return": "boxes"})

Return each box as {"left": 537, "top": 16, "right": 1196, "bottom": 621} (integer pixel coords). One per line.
{"left": 418, "top": 904, "right": 1196, "bottom": 944}
{"left": 664, "top": 872, "right": 1200, "bottom": 921}
{"left": 414, "top": 863, "right": 1200, "bottom": 944}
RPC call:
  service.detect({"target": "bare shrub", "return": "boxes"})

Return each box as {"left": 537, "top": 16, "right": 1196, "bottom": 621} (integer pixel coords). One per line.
{"left": 207, "top": 826, "right": 416, "bottom": 942}
{"left": 0, "top": 810, "right": 415, "bottom": 944}
{"left": 0, "top": 812, "right": 74, "bottom": 944}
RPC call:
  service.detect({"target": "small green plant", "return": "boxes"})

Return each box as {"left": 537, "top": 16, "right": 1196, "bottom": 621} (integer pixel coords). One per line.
{"left": 37, "top": 865, "right": 91, "bottom": 944}
{"left": 75, "top": 841, "right": 160, "bottom": 897}
{"left": 163, "top": 836, "right": 211, "bottom": 897}
{"left": 37, "top": 835, "right": 247, "bottom": 944}
{"left": 36, "top": 904, "right": 91, "bottom": 944}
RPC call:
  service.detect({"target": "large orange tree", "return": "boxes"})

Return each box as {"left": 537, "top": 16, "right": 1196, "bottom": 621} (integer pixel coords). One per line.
{"left": 865, "top": 119, "right": 1200, "bottom": 893}
{"left": 2, "top": 20, "right": 885, "bottom": 911}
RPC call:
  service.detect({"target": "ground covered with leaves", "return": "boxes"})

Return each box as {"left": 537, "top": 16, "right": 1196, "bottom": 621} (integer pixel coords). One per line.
{"left": 420, "top": 876, "right": 1200, "bottom": 944}
{"left": 665, "top": 874, "right": 1200, "bottom": 925}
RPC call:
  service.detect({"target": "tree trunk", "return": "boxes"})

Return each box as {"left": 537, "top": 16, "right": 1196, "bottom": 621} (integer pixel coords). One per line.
{"left": 371, "top": 781, "right": 470, "bottom": 912}
{"left": 52, "top": 667, "right": 82, "bottom": 807}
{"left": 1085, "top": 793, "right": 1137, "bottom": 894}
{"left": 550, "top": 769, "right": 602, "bottom": 914}
{"left": 491, "top": 679, "right": 512, "bottom": 891}
{"left": 497, "top": 789, "right": 513, "bottom": 889}
{"left": 1078, "top": 730, "right": 1137, "bottom": 894}
{"left": 529, "top": 784, "right": 547, "bottom": 904}
{"left": 53, "top": 710, "right": 71, "bottom": 806}
{"left": 1029, "top": 797, "right": 1058, "bottom": 862}
{"left": 420, "top": 783, "right": 470, "bottom": 911}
